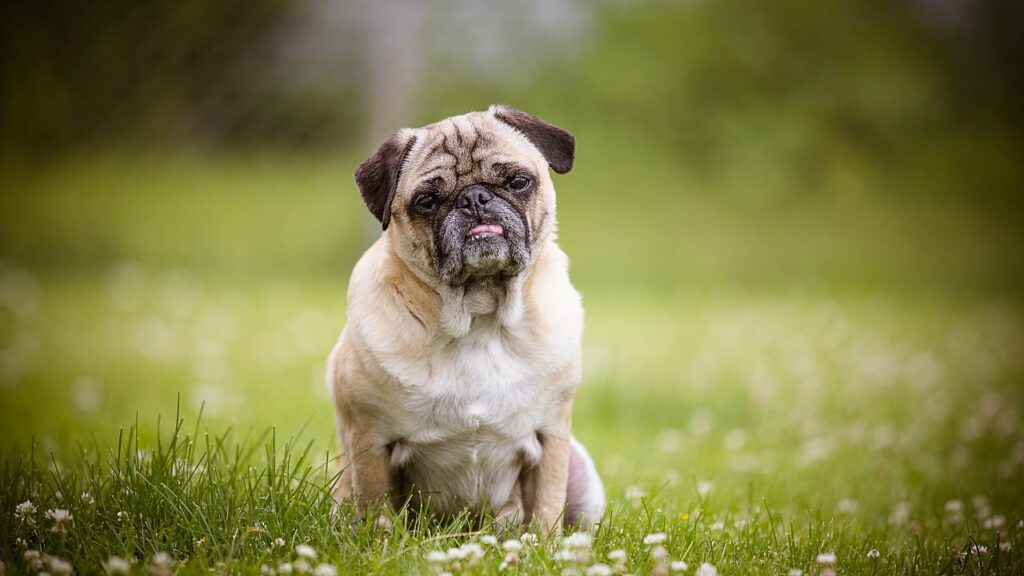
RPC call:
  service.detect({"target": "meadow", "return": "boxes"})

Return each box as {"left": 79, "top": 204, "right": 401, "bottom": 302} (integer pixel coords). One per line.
{"left": 0, "top": 144, "right": 1021, "bottom": 576}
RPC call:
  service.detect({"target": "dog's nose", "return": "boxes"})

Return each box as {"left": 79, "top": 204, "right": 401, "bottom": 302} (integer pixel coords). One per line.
{"left": 458, "top": 185, "right": 493, "bottom": 212}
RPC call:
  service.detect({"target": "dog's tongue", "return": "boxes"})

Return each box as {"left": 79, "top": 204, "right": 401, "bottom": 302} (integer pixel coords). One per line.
{"left": 468, "top": 224, "right": 504, "bottom": 236}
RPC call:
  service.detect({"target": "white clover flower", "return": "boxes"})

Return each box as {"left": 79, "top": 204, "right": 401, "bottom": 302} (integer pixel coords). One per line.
{"left": 554, "top": 550, "right": 575, "bottom": 562}
{"left": 480, "top": 535, "right": 498, "bottom": 546}
{"left": 45, "top": 508, "right": 73, "bottom": 533}
{"left": 24, "top": 550, "right": 44, "bottom": 571}
{"left": 650, "top": 545, "right": 669, "bottom": 561}
{"left": 697, "top": 481, "right": 714, "bottom": 497}
{"left": 671, "top": 560, "right": 689, "bottom": 572}
{"left": 104, "top": 556, "right": 131, "bottom": 575}
{"left": 44, "top": 555, "right": 73, "bottom": 576}
{"left": 447, "top": 547, "right": 468, "bottom": 561}
{"left": 944, "top": 500, "right": 963, "bottom": 514}
{"left": 695, "top": 562, "right": 719, "bottom": 576}
{"left": 607, "top": 549, "right": 627, "bottom": 564}
{"left": 889, "top": 502, "right": 911, "bottom": 526}
{"left": 81, "top": 492, "right": 95, "bottom": 505}
{"left": 984, "top": 515, "right": 1006, "bottom": 530}
{"left": 502, "top": 540, "right": 523, "bottom": 553}
{"left": 150, "top": 552, "right": 173, "bottom": 576}
{"left": 313, "top": 563, "right": 337, "bottom": 576}
{"left": 643, "top": 532, "right": 667, "bottom": 546}
{"left": 460, "top": 543, "right": 484, "bottom": 560}
{"left": 710, "top": 521, "right": 725, "bottom": 532}
{"left": 971, "top": 544, "right": 987, "bottom": 555}
{"left": 296, "top": 545, "right": 318, "bottom": 560}
{"left": 293, "top": 559, "right": 311, "bottom": 573}
{"left": 260, "top": 564, "right": 277, "bottom": 575}
{"left": 837, "top": 498, "right": 858, "bottom": 514}
{"left": 816, "top": 552, "right": 837, "bottom": 565}
{"left": 564, "top": 532, "right": 593, "bottom": 549}
{"left": 15, "top": 500, "right": 36, "bottom": 524}
{"left": 788, "top": 570, "right": 803, "bottom": 576}
{"left": 426, "top": 550, "right": 448, "bottom": 564}
{"left": 273, "top": 537, "right": 286, "bottom": 548}
{"left": 278, "top": 562, "right": 294, "bottom": 574}
{"left": 624, "top": 485, "right": 646, "bottom": 507}
{"left": 520, "top": 533, "right": 538, "bottom": 545}
{"left": 999, "top": 542, "right": 1012, "bottom": 552}
{"left": 586, "top": 563, "right": 612, "bottom": 576}
{"left": 867, "top": 549, "right": 880, "bottom": 559}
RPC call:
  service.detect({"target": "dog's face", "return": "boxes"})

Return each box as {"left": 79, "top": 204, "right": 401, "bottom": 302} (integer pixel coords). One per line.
{"left": 354, "top": 105, "right": 574, "bottom": 286}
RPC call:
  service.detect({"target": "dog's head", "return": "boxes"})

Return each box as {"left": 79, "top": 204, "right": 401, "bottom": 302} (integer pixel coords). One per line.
{"left": 354, "top": 105, "right": 574, "bottom": 287}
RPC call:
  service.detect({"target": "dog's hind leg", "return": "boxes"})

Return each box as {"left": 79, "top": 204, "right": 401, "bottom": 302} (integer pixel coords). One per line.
{"left": 564, "top": 438, "right": 605, "bottom": 528}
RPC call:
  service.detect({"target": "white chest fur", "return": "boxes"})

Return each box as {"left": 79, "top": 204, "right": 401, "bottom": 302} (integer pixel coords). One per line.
{"left": 383, "top": 315, "right": 566, "bottom": 515}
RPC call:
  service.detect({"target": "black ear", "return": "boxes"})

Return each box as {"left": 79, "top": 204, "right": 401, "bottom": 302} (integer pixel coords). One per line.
{"left": 491, "top": 105, "right": 575, "bottom": 174}
{"left": 354, "top": 133, "right": 417, "bottom": 230}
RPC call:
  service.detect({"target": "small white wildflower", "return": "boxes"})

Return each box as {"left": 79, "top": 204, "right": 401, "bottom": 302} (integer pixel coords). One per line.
{"left": 695, "top": 562, "right": 718, "bottom": 576}
{"left": 816, "top": 552, "right": 837, "bottom": 565}
{"left": 260, "top": 565, "right": 276, "bottom": 575}
{"left": 277, "top": 562, "right": 293, "bottom": 574}
{"left": 971, "top": 544, "right": 988, "bottom": 555}
{"left": 643, "top": 532, "right": 667, "bottom": 546}
{"left": 586, "top": 563, "right": 612, "bottom": 576}
{"left": 44, "top": 555, "right": 73, "bottom": 576}
{"left": 710, "top": 521, "right": 725, "bottom": 532}
{"left": 104, "top": 556, "right": 131, "bottom": 575}
{"left": 607, "top": 549, "right": 627, "bottom": 564}
{"left": 554, "top": 550, "right": 575, "bottom": 562}
{"left": 313, "top": 564, "right": 337, "bottom": 576}
{"left": 867, "top": 549, "right": 880, "bottom": 559}
{"left": 502, "top": 540, "right": 523, "bottom": 553}
{"left": 564, "top": 532, "right": 593, "bottom": 549}
{"left": 45, "top": 508, "right": 73, "bottom": 533}
{"left": 999, "top": 542, "right": 1012, "bottom": 552}
{"left": 650, "top": 546, "right": 669, "bottom": 561}
{"left": 984, "top": 515, "right": 1006, "bottom": 530}
{"left": 624, "top": 485, "right": 646, "bottom": 507}
{"left": 944, "top": 499, "right": 963, "bottom": 514}
{"left": 81, "top": 492, "right": 95, "bottom": 505}
{"left": 460, "top": 543, "right": 484, "bottom": 560}
{"left": 293, "top": 559, "right": 311, "bottom": 573}
{"left": 150, "top": 552, "right": 173, "bottom": 576}
{"left": 837, "top": 498, "right": 858, "bottom": 514}
{"left": 24, "top": 550, "right": 44, "bottom": 571}
{"left": 520, "top": 533, "right": 538, "bottom": 545}
{"left": 889, "top": 502, "right": 911, "bottom": 526}
{"left": 15, "top": 500, "right": 36, "bottom": 524}
{"left": 273, "top": 537, "right": 286, "bottom": 548}
{"left": 480, "top": 535, "right": 498, "bottom": 546}
{"left": 447, "top": 547, "right": 468, "bottom": 561}
{"left": 671, "top": 560, "right": 689, "bottom": 572}
{"left": 15, "top": 538, "right": 26, "bottom": 548}
{"left": 296, "top": 545, "right": 318, "bottom": 560}
{"left": 787, "top": 570, "right": 803, "bottom": 576}
{"left": 697, "top": 481, "right": 714, "bottom": 497}
{"left": 426, "top": 550, "right": 448, "bottom": 564}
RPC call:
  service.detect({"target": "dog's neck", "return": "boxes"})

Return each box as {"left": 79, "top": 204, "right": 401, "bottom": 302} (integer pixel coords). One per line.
{"left": 381, "top": 233, "right": 536, "bottom": 339}
{"left": 437, "top": 273, "right": 527, "bottom": 338}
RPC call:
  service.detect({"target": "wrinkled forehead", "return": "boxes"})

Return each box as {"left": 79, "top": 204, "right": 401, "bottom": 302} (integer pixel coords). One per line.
{"left": 400, "top": 112, "right": 544, "bottom": 190}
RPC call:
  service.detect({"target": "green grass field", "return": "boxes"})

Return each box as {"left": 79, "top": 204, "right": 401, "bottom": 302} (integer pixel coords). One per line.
{"left": 1, "top": 152, "right": 1022, "bottom": 574}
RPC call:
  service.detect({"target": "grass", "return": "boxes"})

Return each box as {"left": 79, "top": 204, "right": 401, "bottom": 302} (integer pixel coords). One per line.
{"left": 1, "top": 152, "right": 1022, "bottom": 574}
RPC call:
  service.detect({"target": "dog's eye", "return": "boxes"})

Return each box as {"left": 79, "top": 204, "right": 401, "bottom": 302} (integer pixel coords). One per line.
{"left": 413, "top": 193, "right": 439, "bottom": 212}
{"left": 508, "top": 176, "right": 532, "bottom": 192}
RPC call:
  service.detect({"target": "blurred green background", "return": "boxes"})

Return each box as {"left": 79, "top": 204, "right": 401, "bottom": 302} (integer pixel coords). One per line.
{"left": 1, "top": 0, "right": 1023, "bottom": 528}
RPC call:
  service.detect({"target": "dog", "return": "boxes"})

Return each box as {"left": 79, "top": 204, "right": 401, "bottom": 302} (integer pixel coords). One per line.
{"left": 328, "top": 105, "right": 604, "bottom": 535}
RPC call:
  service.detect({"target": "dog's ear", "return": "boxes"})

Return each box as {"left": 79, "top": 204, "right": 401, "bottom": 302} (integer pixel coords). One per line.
{"left": 490, "top": 105, "right": 575, "bottom": 174}
{"left": 355, "top": 131, "right": 417, "bottom": 230}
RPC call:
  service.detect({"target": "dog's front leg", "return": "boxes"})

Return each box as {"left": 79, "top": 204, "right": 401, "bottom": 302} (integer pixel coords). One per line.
{"left": 530, "top": 402, "right": 574, "bottom": 538}
{"left": 342, "top": 418, "right": 394, "bottom": 522}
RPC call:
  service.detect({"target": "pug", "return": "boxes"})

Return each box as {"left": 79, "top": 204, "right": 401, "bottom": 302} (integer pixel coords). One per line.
{"left": 328, "top": 105, "right": 604, "bottom": 535}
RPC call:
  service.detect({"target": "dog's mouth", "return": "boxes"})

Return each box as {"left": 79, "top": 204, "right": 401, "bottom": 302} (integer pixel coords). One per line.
{"left": 465, "top": 223, "right": 504, "bottom": 242}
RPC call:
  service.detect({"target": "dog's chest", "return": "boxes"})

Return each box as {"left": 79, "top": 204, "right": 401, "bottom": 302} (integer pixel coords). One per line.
{"left": 386, "top": 325, "right": 557, "bottom": 512}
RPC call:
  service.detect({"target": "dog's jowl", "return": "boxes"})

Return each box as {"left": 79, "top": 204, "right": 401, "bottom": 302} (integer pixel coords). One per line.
{"left": 328, "top": 105, "right": 605, "bottom": 535}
